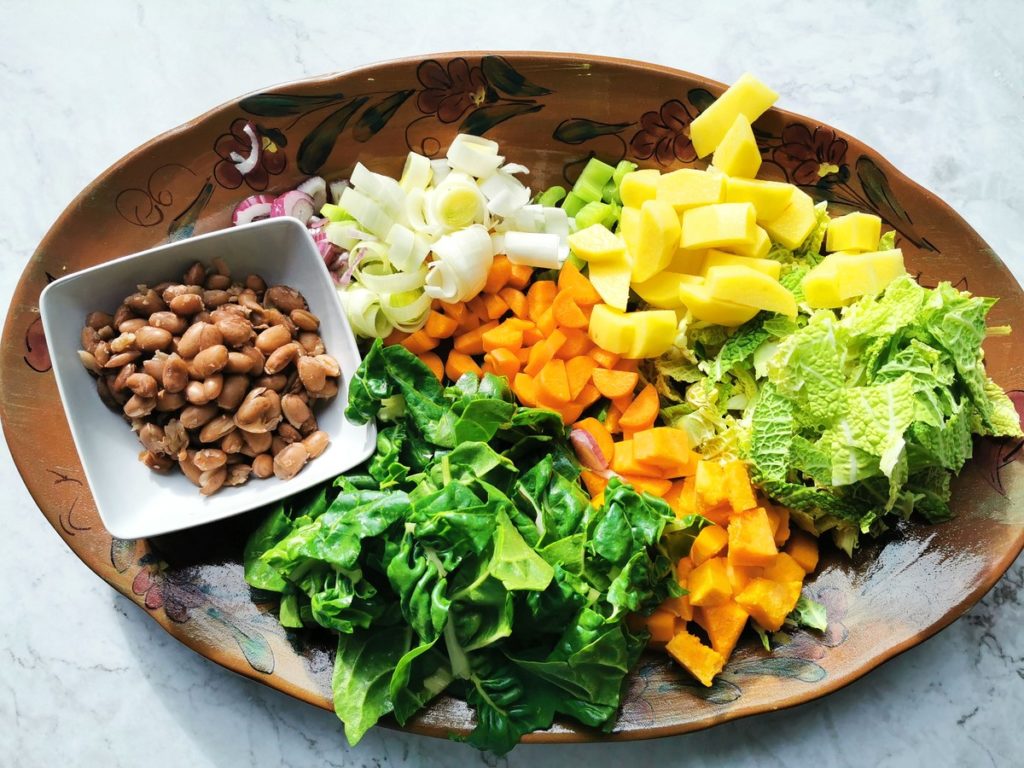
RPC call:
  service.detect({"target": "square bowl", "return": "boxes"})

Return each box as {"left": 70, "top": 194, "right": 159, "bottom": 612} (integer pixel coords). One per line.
{"left": 39, "top": 217, "right": 375, "bottom": 539}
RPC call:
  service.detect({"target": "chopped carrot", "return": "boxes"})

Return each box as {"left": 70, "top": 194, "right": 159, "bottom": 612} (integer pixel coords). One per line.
{"left": 445, "top": 351, "right": 482, "bottom": 381}
{"left": 526, "top": 280, "right": 558, "bottom": 322}
{"left": 615, "top": 358, "right": 640, "bottom": 374}
{"left": 484, "top": 255, "right": 513, "bottom": 294}
{"left": 453, "top": 320, "right": 500, "bottom": 355}
{"left": 575, "top": 382, "right": 602, "bottom": 408}
{"left": 513, "top": 372, "right": 539, "bottom": 407}
{"left": 524, "top": 329, "right": 567, "bottom": 376}
{"left": 537, "top": 359, "right": 571, "bottom": 405}
{"left": 620, "top": 475, "right": 673, "bottom": 497}
{"left": 605, "top": 405, "right": 623, "bottom": 434}
{"left": 580, "top": 468, "right": 609, "bottom": 498}
{"left": 619, "top": 384, "right": 659, "bottom": 432}
{"left": 536, "top": 306, "right": 557, "bottom": 336}
{"left": 439, "top": 301, "right": 467, "bottom": 323}
{"left": 556, "top": 328, "right": 594, "bottom": 359}
{"left": 498, "top": 287, "right": 528, "bottom": 319}
{"left": 424, "top": 310, "right": 458, "bottom": 339}
{"left": 552, "top": 291, "right": 589, "bottom": 329}
{"left": 482, "top": 292, "right": 509, "bottom": 320}
{"left": 592, "top": 368, "right": 639, "bottom": 399}
{"left": 560, "top": 403, "right": 585, "bottom": 425}
{"left": 465, "top": 295, "right": 489, "bottom": 321}
{"left": 456, "top": 311, "right": 481, "bottom": 333}
{"left": 400, "top": 330, "right": 440, "bottom": 355}
{"left": 612, "top": 392, "right": 634, "bottom": 413}
{"left": 522, "top": 324, "right": 544, "bottom": 346}
{"left": 557, "top": 261, "right": 603, "bottom": 306}
{"left": 507, "top": 263, "right": 533, "bottom": 290}
{"left": 611, "top": 440, "right": 663, "bottom": 479}
{"left": 572, "top": 417, "right": 615, "bottom": 463}
{"left": 384, "top": 328, "right": 409, "bottom": 346}
{"left": 514, "top": 346, "right": 532, "bottom": 364}
{"left": 487, "top": 347, "right": 521, "bottom": 379}
{"left": 482, "top": 321, "right": 524, "bottom": 352}
{"left": 418, "top": 351, "right": 444, "bottom": 382}
{"left": 633, "top": 427, "right": 690, "bottom": 470}
{"left": 566, "top": 356, "right": 598, "bottom": 399}
{"left": 588, "top": 347, "right": 620, "bottom": 369}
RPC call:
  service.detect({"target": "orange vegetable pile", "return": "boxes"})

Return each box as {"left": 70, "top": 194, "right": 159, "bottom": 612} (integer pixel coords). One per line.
{"left": 638, "top": 458, "right": 819, "bottom": 687}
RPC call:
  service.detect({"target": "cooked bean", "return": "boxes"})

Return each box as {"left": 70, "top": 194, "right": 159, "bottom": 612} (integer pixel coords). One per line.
{"left": 185, "top": 380, "right": 212, "bottom": 405}
{"left": 205, "top": 273, "right": 231, "bottom": 291}
{"left": 224, "top": 351, "right": 254, "bottom": 374}
{"left": 155, "top": 390, "right": 187, "bottom": 412}
{"left": 118, "top": 318, "right": 147, "bottom": 334}
{"left": 110, "top": 332, "right": 137, "bottom": 353}
{"left": 176, "top": 322, "right": 208, "bottom": 359}
{"left": 164, "top": 420, "right": 189, "bottom": 458}
{"left": 123, "top": 394, "right": 156, "bottom": 418}
{"left": 290, "top": 309, "right": 319, "bottom": 331}
{"left": 126, "top": 373, "right": 158, "bottom": 398}
{"left": 135, "top": 325, "right": 173, "bottom": 352}
{"left": 140, "top": 450, "right": 174, "bottom": 472}
{"left": 179, "top": 403, "right": 218, "bottom": 429}
{"left": 303, "top": 430, "right": 330, "bottom": 459}
{"left": 238, "top": 289, "right": 262, "bottom": 313}
{"left": 162, "top": 354, "right": 189, "bottom": 393}
{"left": 142, "top": 354, "right": 166, "bottom": 381}
{"left": 112, "top": 304, "right": 135, "bottom": 328}
{"left": 234, "top": 388, "right": 282, "bottom": 433}
{"left": 198, "top": 324, "right": 223, "bottom": 351}
{"left": 252, "top": 453, "right": 274, "bottom": 478}
{"left": 220, "top": 430, "right": 244, "bottom": 455}
{"left": 273, "top": 443, "right": 309, "bottom": 480}
{"left": 254, "top": 373, "right": 288, "bottom": 392}
{"left": 264, "top": 342, "right": 302, "bottom": 375}
{"left": 199, "top": 467, "right": 227, "bottom": 496}
{"left": 138, "top": 423, "right": 166, "bottom": 454}
{"left": 125, "top": 289, "right": 166, "bottom": 315}
{"left": 161, "top": 284, "right": 200, "bottom": 304}
{"left": 297, "top": 355, "right": 327, "bottom": 393}
{"left": 179, "top": 453, "right": 203, "bottom": 486}
{"left": 265, "top": 285, "right": 307, "bottom": 313}
{"left": 225, "top": 463, "right": 252, "bottom": 487}
{"left": 78, "top": 350, "right": 102, "bottom": 375}
{"left": 93, "top": 341, "right": 111, "bottom": 366}
{"left": 203, "top": 289, "right": 230, "bottom": 307}
{"left": 193, "top": 344, "right": 228, "bottom": 377}
{"left": 216, "top": 375, "right": 249, "bottom": 410}
{"left": 245, "top": 274, "right": 266, "bottom": 293}
{"left": 86, "top": 311, "right": 114, "bottom": 330}
{"left": 241, "top": 345, "right": 265, "bottom": 372}
{"left": 255, "top": 324, "right": 291, "bottom": 354}
{"left": 216, "top": 315, "right": 253, "bottom": 347}
{"left": 183, "top": 261, "right": 207, "bottom": 285}
{"left": 281, "top": 393, "right": 311, "bottom": 428}
{"left": 105, "top": 350, "right": 140, "bottom": 368}
{"left": 256, "top": 307, "right": 296, "bottom": 333}
{"left": 299, "top": 416, "right": 319, "bottom": 436}
{"left": 311, "top": 379, "right": 339, "bottom": 400}
{"left": 148, "top": 311, "right": 188, "bottom": 335}
{"left": 203, "top": 374, "right": 224, "bottom": 401}
{"left": 242, "top": 430, "right": 273, "bottom": 455}
{"left": 112, "top": 363, "right": 136, "bottom": 391}
{"left": 193, "top": 448, "right": 227, "bottom": 472}
{"left": 317, "top": 354, "right": 340, "bottom": 377}
{"left": 297, "top": 332, "right": 325, "bottom": 356}
{"left": 170, "top": 293, "right": 204, "bottom": 315}
{"left": 277, "top": 423, "right": 302, "bottom": 444}
{"left": 96, "top": 325, "right": 115, "bottom": 341}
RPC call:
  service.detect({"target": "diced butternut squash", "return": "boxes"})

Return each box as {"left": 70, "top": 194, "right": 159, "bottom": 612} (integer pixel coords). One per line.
{"left": 724, "top": 176, "right": 794, "bottom": 221}
{"left": 645, "top": 608, "right": 678, "bottom": 644}
{"left": 785, "top": 530, "right": 820, "bottom": 573}
{"left": 611, "top": 440, "right": 662, "bottom": 479}
{"left": 722, "top": 460, "right": 758, "bottom": 513}
{"left": 633, "top": 427, "right": 690, "bottom": 468}
{"left": 734, "top": 578, "right": 802, "bottom": 632}
{"left": 666, "top": 630, "right": 726, "bottom": 687}
{"left": 579, "top": 468, "right": 609, "bottom": 499}
{"left": 761, "top": 552, "right": 807, "bottom": 583}
{"left": 687, "top": 556, "right": 731, "bottom": 607}
{"left": 694, "top": 460, "right": 729, "bottom": 509}
{"left": 766, "top": 505, "right": 791, "bottom": 546}
{"left": 727, "top": 507, "right": 778, "bottom": 567}
{"left": 711, "top": 114, "right": 761, "bottom": 178}
{"left": 726, "top": 561, "right": 761, "bottom": 592}
{"left": 696, "top": 600, "right": 750, "bottom": 659}
{"left": 690, "top": 524, "right": 728, "bottom": 566}
{"left": 826, "top": 212, "right": 882, "bottom": 253}
{"left": 622, "top": 475, "right": 673, "bottom": 497}
{"left": 689, "top": 73, "right": 779, "bottom": 158}
{"left": 656, "top": 168, "right": 726, "bottom": 212}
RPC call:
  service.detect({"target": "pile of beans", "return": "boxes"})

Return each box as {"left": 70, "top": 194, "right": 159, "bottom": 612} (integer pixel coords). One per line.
{"left": 77, "top": 258, "right": 339, "bottom": 495}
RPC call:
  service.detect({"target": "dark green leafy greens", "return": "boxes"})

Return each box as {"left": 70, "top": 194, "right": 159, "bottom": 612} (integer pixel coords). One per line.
{"left": 244, "top": 341, "right": 681, "bottom": 753}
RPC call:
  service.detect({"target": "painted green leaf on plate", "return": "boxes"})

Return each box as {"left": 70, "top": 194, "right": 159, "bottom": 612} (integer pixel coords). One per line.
{"left": 240, "top": 92, "right": 347, "bottom": 117}
{"left": 459, "top": 102, "right": 543, "bottom": 137}
{"left": 353, "top": 90, "right": 415, "bottom": 143}
{"left": 481, "top": 56, "right": 552, "bottom": 97}
{"left": 553, "top": 118, "right": 634, "bottom": 145}
{"left": 298, "top": 97, "right": 369, "bottom": 175}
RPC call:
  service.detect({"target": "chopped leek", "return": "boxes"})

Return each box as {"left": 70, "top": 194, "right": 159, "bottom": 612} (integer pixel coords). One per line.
{"left": 399, "top": 151, "right": 432, "bottom": 191}
{"left": 504, "top": 231, "right": 564, "bottom": 269}
{"left": 446, "top": 134, "right": 503, "bottom": 178}
{"left": 424, "top": 225, "right": 494, "bottom": 302}
{"left": 320, "top": 203, "right": 354, "bottom": 222}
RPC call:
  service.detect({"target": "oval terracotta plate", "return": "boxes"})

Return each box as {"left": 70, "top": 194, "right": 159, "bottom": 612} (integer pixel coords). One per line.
{"left": 3, "top": 53, "right": 1023, "bottom": 743}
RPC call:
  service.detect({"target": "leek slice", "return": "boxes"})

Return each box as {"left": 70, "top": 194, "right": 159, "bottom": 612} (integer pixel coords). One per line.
{"left": 424, "top": 224, "right": 494, "bottom": 302}
{"left": 386, "top": 223, "right": 430, "bottom": 272}
{"left": 340, "top": 285, "right": 392, "bottom": 338}
{"left": 447, "top": 134, "right": 503, "bottom": 178}
{"left": 399, "top": 152, "right": 432, "bottom": 191}
{"left": 479, "top": 170, "right": 531, "bottom": 218}
{"left": 339, "top": 187, "right": 393, "bottom": 239}
{"left": 427, "top": 173, "right": 486, "bottom": 232}
{"left": 504, "top": 231, "right": 563, "bottom": 269}
{"left": 351, "top": 162, "right": 406, "bottom": 219}
{"left": 380, "top": 289, "right": 432, "bottom": 332}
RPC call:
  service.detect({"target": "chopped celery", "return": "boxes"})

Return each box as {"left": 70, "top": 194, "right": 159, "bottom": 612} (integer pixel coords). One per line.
{"left": 601, "top": 180, "right": 622, "bottom": 205}
{"left": 536, "top": 185, "right": 567, "bottom": 207}
{"left": 602, "top": 202, "right": 622, "bottom": 229}
{"left": 562, "top": 191, "right": 587, "bottom": 217}
{"left": 571, "top": 158, "right": 616, "bottom": 203}
{"left": 612, "top": 159, "right": 638, "bottom": 187}
{"left": 575, "top": 201, "right": 612, "bottom": 230}
{"left": 320, "top": 203, "right": 354, "bottom": 222}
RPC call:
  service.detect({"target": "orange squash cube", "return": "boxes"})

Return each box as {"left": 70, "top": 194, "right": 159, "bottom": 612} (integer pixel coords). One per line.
{"left": 690, "top": 524, "right": 728, "bottom": 566}
{"left": 734, "top": 578, "right": 802, "bottom": 632}
{"left": 696, "top": 599, "right": 749, "bottom": 659}
{"left": 723, "top": 460, "right": 758, "bottom": 513}
{"left": 785, "top": 530, "right": 820, "bottom": 574}
{"left": 687, "top": 557, "right": 731, "bottom": 607}
{"left": 645, "top": 608, "right": 678, "bottom": 643}
{"left": 727, "top": 561, "right": 761, "bottom": 592}
{"left": 666, "top": 630, "right": 726, "bottom": 687}
{"left": 761, "top": 552, "right": 806, "bottom": 583}
{"left": 611, "top": 440, "right": 662, "bottom": 479}
{"left": 727, "top": 507, "right": 778, "bottom": 567}
{"left": 766, "top": 504, "right": 791, "bottom": 546}
{"left": 695, "top": 460, "right": 729, "bottom": 508}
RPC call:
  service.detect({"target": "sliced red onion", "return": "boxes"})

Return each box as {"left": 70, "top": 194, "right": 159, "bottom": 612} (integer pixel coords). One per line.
{"left": 338, "top": 245, "right": 371, "bottom": 286}
{"left": 232, "top": 194, "right": 275, "bottom": 225}
{"left": 570, "top": 428, "right": 611, "bottom": 472}
{"left": 229, "top": 122, "right": 261, "bottom": 176}
{"left": 296, "top": 176, "right": 327, "bottom": 210}
{"left": 307, "top": 215, "right": 326, "bottom": 229}
{"left": 270, "top": 190, "right": 315, "bottom": 225}
{"left": 328, "top": 179, "right": 350, "bottom": 204}
{"left": 316, "top": 239, "right": 336, "bottom": 264}
{"left": 309, "top": 226, "right": 327, "bottom": 244}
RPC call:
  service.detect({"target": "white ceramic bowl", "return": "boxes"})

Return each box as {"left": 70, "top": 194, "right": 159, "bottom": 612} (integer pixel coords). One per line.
{"left": 39, "top": 217, "right": 376, "bottom": 539}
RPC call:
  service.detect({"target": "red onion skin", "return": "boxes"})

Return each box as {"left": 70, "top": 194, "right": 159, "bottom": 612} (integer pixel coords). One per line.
{"left": 570, "top": 428, "right": 610, "bottom": 472}
{"left": 232, "top": 194, "right": 275, "bottom": 225}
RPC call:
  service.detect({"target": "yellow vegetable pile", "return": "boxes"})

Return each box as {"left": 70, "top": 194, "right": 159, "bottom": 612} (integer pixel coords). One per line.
{"left": 634, "top": 458, "right": 820, "bottom": 686}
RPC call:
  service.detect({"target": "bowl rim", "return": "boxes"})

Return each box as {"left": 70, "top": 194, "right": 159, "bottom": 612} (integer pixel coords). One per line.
{"left": 4, "top": 50, "right": 1023, "bottom": 745}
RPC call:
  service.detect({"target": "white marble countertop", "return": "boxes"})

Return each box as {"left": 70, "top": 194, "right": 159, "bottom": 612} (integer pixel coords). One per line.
{"left": 2, "top": 1, "right": 1023, "bottom": 765}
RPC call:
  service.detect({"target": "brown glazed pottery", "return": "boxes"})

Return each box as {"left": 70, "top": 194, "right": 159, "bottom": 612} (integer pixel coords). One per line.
{"left": 2, "top": 53, "right": 1023, "bottom": 744}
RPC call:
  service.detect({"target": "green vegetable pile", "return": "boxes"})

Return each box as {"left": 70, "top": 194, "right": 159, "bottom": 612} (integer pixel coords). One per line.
{"left": 654, "top": 223, "right": 1022, "bottom": 553}
{"left": 244, "top": 340, "right": 685, "bottom": 753}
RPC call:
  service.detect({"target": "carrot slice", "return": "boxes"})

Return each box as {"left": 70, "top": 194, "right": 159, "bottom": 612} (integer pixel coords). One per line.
{"left": 456, "top": 311, "right": 481, "bottom": 333}
{"left": 560, "top": 403, "right": 585, "bottom": 425}
{"left": 580, "top": 468, "right": 609, "bottom": 498}
{"left": 619, "top": 383, "right": 659, "bottom": 431}
{"left": 482, "top": 320, "right": 525, "bottom": 352}
{"left": 482, "top": 292, "right": 510, "bottom": 320}
{"left": 522, "top": 325, "right": 544, "bottom": 346}
{"left": 507, "top": 263, "right": 534, "bottom": 290}
{"left": 484, "top": 255, "right": 513, "bottom": 294}
{"left": 615, "top": 358, "right": 640, "bottom": 373}
{"left": 453, "top": 320, "right": 500, "bottom": 355}
{"left": 556, "top": 328, "right": 594, "bottom": 359}
{"left": 513, "top": 372, "right": 539, "bottom": 407}
{"left": 575, "top": 382, "right": 602, "bottom": 409}
{"left": 572, "top": 417, "right": 615, "bottom": 465}
{"left": 465, "top": 295, "right": 489, "bottom": 321}
{"left": 537, "top": 359, "right": 571, "bottom": 405}
{"left": 400, "top": 330, "right": 440, "bottom": 355}
{"left": 445, "top": 351, "right": 482, "bottom": 381}
{"left": 526, "top": 280, "right": 558, "bottom": 322}
{"left": 418, "top": 351, "right": 444, "bottom": 382}
{"left": 424, "top": 310, "right": 458, "bottom": 339}
{"left": 566, "top": 356, "right": 598, "bottom": 399}
{"left": 439, "top": 300, "right": 467, "bottom": 323}
{"left": 620, "top": 474, "right": 673, "bottom": 497}
{"left": 552, "top": 291, "right": 589, "bottom": 329}
{"left": 591, "top": 368, "right": 639, "bottom": 399}
{"left": 536, "top": 306, "right": 557, "bottom": 336}
{"left": 557, "top": 261, "right": 604, "bottom": 306}
{"left": 488, "top": 347, "right": 521, "bottom": 379}
{"left": 498, "top": 287, "right": 528, "bottom": 319}
{"left": 588, "top": 347, "right": 620, "bottom": 369}
{"left": 523, "top": 328, "right": 567, "bottom": 376}
{"left": 384, "top": 328, "right": 409, "bottom": 346}
{"left": 605, "top": 405, "right": 623, "bottom": 434}
{"left": 515, "top": 346, "right": 532, "bottom": 364}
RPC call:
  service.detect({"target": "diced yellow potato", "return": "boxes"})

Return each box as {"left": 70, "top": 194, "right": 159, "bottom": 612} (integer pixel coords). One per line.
{"left": 619, "top": 206, "right": 641, "bottom": 255}
{"left": 724, "top": 177, "right": 794, "bottom": 221}
{"left": 620, "top": 169, "right": 661, "bottom": 208}
{"left": 626, "top": 309, "right": 678, "bottom": 359}
{"left": 668, "top": 247, "right": 708, "bottom": 274}
{"left": 711, "top": 115, "right": 762, "bottom": 179}
{"left": 567, "top": 224, "right": 626, "bottom": 263}
{"left": 588, "top": 303, "right": 635, "bottom": 354}
{"left": 690, "top": 73, "right": 779, "bottom": 158}
{"left": 801, "top": 260, "right": 843, "bottom": 308}
{"left": 801, "top": 249, "right": 906, "bottom": 308}
{"left": 632, "top": 199, "right": 682, "bottom": 283}
{"left": 632, "top": 271, "right": 700, "bottom": 309}
{"left": 705, "top": 264, "right": 797, "bottom": 317}
{"left": 762, "top": 188, "right": 816, "bottom": 250}
{"left": 826, "top": 212, "right": 882, "bottom": 253}
{"left": 678, "top": 281, "right": 759, "bottom": 326}
{"left": 588, "top": 259, "right": 633, "bottom": 311}
{"left": 701, "top": 250, "right": 782, "bottom": 280}
{"left": 656, "top": 168, "right": 726, "bottom": 212}
{"left": 722, "top": 225, "right": 771, "bottom": 259}
{"left": 681, "top": 203, "right": 758, "bottom": 250}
